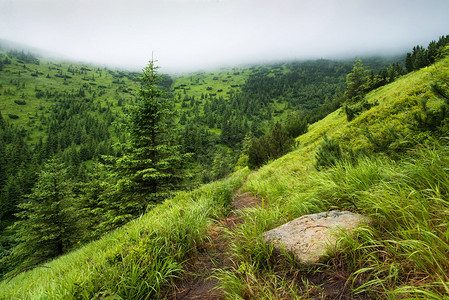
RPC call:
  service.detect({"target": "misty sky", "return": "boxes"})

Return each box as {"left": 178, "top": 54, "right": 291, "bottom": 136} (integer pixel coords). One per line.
{"left": 1, "top": 0, "right": 449, "bottom": 72}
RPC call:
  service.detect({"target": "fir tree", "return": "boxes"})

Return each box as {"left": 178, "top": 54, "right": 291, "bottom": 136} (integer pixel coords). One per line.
{"left": 284, "top": 111, "right": 308, "bottom": 138}
{"left": 9, "top": 159, "right": 76, "bottom": 268}
{"left": 112, "top": 59, "right": 189, "bottom": 221}
{"left": 267, "top": 122, "right": 294, "bottom": 159}
{"left": 247, "top": 137, "right": 269, "bottom": 169}
{"left": 344, "top": 59, "right": 370, "bottom": 104}
{"left": 315, "top": 134, "right": 343, "bottom": 170}
{"left": 405, "top": 53, "right": 414, "bottom": 73}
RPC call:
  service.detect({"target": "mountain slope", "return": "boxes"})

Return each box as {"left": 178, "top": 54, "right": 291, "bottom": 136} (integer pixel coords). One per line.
{"left": 224, "top": 54, "right": 449, "bottom": 298}
{"left": 1, "top": 54, "right": 448, "bottom": 298}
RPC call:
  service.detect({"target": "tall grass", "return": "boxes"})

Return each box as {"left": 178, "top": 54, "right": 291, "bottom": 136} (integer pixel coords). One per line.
{"left": 213, "top": 57, "right": 449, "bottom": 298}
{"left": 218, "top": 142, "right": 449, "bottom": 298}
{"left": 0, "top": 168, "right": 249, "bottom": 299}
{"left": 315, "top": 143, "right": 449, "bottom": 298}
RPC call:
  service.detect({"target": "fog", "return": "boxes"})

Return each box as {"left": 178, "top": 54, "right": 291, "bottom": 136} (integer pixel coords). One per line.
{"left": 1, "top": 0, "right": 449, "bottom": 72}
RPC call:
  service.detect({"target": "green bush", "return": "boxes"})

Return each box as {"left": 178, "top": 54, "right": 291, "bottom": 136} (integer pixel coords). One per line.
{"left": 315, "top": 134, "right": 343, "bottom": 170}
{"left": 248, "top": 122, "right": 294, "bottom": 169}
{"left": 343, "top": 98, "right": 377, "bottom": 121}
{"left": 14, "top": 100, "right": 27, "bottom": 105}
{"left": 7, "top": 114, "right": 19, "bottom": 119}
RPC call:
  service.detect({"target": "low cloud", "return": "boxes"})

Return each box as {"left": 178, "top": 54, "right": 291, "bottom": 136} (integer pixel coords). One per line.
{"left": 1, "top": 0, "right": 448, "bottom": 72}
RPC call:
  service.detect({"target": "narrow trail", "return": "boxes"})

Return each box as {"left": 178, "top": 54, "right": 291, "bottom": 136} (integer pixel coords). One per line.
{"left": 165, "top": 190, "right": 260, "bottom": 300}
{"left": 164, "top": 190, "right": 361, "bottom": 299}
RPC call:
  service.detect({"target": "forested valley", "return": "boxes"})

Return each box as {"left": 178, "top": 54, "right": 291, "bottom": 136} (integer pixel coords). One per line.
{"left": 0, "top": 34, "right": 448, "bottom": 285}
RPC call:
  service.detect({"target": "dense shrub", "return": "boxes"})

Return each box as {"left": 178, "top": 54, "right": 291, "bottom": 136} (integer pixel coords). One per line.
{"left": 248, "top": 122, "right": 294, "bottom": 169}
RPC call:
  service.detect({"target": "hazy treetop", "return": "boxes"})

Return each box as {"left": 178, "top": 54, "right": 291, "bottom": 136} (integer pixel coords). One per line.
{"left": 1, "top": 0, "right": 449, "bottom": 72}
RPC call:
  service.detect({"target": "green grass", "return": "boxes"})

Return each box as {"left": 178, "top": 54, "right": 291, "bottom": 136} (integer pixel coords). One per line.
{"left": 172, "top": 67, "right": 250, "bottom": 100}
{"left": 220, "top": 144, "right": 449, "bottom": 298}
{"left": 3, "top": 53, "right": 449, "bottom": 298}
{"left": 0, "top": 168, "right": 250, "bottom": 299}
{"left": 213, "top": 56, "right": 449, "bottom": 298}
{"left": 0, "top": 53, "right": 139, "bottom": 142}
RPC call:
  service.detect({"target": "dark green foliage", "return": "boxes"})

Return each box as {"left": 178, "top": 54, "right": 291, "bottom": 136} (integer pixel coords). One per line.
{"left": 315, "top": 134, "right": 365, "bottom": 170}
{"left": 177, "top": 58, "right": 395, "bottom": 179}
{"left": 247, "top": 136, "right": 269, "bottom": 170}
{"left": 0, "top": 125, "right": 36, "bottom": 231}
{"left": 344, "top": 59, "right": 371, "bottom": 104}
{"left": 315, "top": 134, "right": 343, "bottom": 170}
{"left": 7, "top": 114, "right": 18, "bottom": 119}
{"left": 364, "top": 127, "right": 407, "bottom": 156}
{"left": 405, "top": 53, "right": 414, "bottom": 73}
{"left": 110, "top": 60, "right": 190, "bottom": 224}
{"left": 283, "top": 111, "right": 308, "bottom": 138}
{"left": 413, "top": 81, "right": 449, "bottom": 135}
{"left": 0, "top": 50, "right": 144, "bottom": 277}
{"left": 412, "top": 46, "right": 429, "bottom": 70}
{"left": 210, "top": 148, "right": 235, "bottom": 181}
{"left": 8, "top": 159, "right": 77, "bottom": 269}
{"left": 74, "top": 163, "right": 113, "bottom": 240}
{"left": 248, "top": 122, "right": 294, "bottom": 169}
{"left": 0, "top": 111, "right": 4, "bottom": 129}
{"left": 375, "top": 62, "right": 405, "bottom": 86}
{"left": 6, "top": 50, "right": 40, "bottom": 65}
{"left": 413, "top": 98, "right": 447, "bottom": 132}
{"left": 13, "top": 100, "right": 26, "bottom": 105}
{"left": 405, "top": 35, "right": 449, "bottom": 72}
{"left": 238, "top": 60, "right": 351, "bottom": 114}
{"left": 345, "top": 35, "right": 449, "bottom": 101}
{"left": 343, "top": 98, "right": 378, "bottom": 122}
{"left": 220, "top": 115, "right": 246, "bottom": 147}
{"left": 342, "top": 60, "right": 377, "bottom": 121}
{"left": 267, "top": 122, "right": 295, "bottom": 157}
{"left": 346, "top": 37, "right": 449, "bottom": 112}
{"left": 431, "top": 81, "right": 449, "bottom": 101}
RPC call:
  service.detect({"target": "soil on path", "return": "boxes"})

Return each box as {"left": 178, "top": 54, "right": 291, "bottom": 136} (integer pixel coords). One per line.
{"left": 164, "top": 190, "right": 360, "bottom": 300}
{"left": 165, "top": 190, "right": 260, "bottom": 300}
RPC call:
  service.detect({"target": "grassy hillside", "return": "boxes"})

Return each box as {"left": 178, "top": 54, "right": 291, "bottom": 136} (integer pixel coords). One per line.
{"left": 0, "top": 51, "right": 140, "bottom": 142}
{"left": 218, "top": 55, "right": 449, "bottom": 298}
{"left": 0, "top": 168, "right": 250, "bottom": 299}
{"left": 2, "top": 53, "right": 448, "bottom": 298}
{"left": 172, "top": 67, "right": 250, "bottom": 100}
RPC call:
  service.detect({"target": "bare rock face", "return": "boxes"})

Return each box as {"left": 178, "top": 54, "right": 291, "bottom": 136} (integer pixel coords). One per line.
{"left": 263, "top": 210, "right": 370, "bottom": 264}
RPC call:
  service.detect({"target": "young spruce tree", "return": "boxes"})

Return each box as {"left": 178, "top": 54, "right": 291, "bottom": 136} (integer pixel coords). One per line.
{"left": 344, "top": 59, "right": 370, "bottom": 104}
{"left": 111, "top": 59, "right": 189, "bottom": 224}
{"left": 9, "top": 159, "right": 76, "bottom": 269}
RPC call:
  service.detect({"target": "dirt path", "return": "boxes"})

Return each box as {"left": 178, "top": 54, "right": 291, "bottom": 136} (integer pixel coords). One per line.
{"left": 165, "top": 190, "right": 260, "bottom": 300}
{"left": 163, "top": 190, "right": 364, "bottom": 299}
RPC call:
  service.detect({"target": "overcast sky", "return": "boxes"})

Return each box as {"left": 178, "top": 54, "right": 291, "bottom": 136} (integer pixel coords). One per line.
{"left": 1, "top": 0, "right": 449, "bottom": 72}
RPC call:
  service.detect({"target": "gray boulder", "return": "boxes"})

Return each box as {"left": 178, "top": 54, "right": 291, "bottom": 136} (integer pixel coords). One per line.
{"left": 263, "top": 210, "right": 371, "bottom": 264}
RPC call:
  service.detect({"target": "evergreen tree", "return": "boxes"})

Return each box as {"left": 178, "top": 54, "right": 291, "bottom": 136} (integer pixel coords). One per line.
{"left": 9, "top": 159, "right": 76, "bottom": 268}
{"left": 315, "top": 134, "right": 343, "bottom": 170}
{"left": 267, "top": 122, "right": 294, "bottom": 158}
{"left": 247, "top": 122, "right": 294, "bottom": 169}
{"left": 284, "top": 111, "right": 308, "bottom": 138}
{"left": 247, "top": 137, "right": 269, "bottom": 169}
{"left": 112, "top": 59, "right": 189, "bottom": 221}
{"left": 0, "top": 111, "right": 5, "bottom": 129}
{"left": 76, "top": 162, "right": 113, "bottom": 240}
{"left": 344, "top": 59, "right": 370, "bottom": 104}
{"left": 405, "top": 53, "right": 414, "bottom": 73}
{"left": 211, "top": 148, "right": 233, "bottom": 180}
